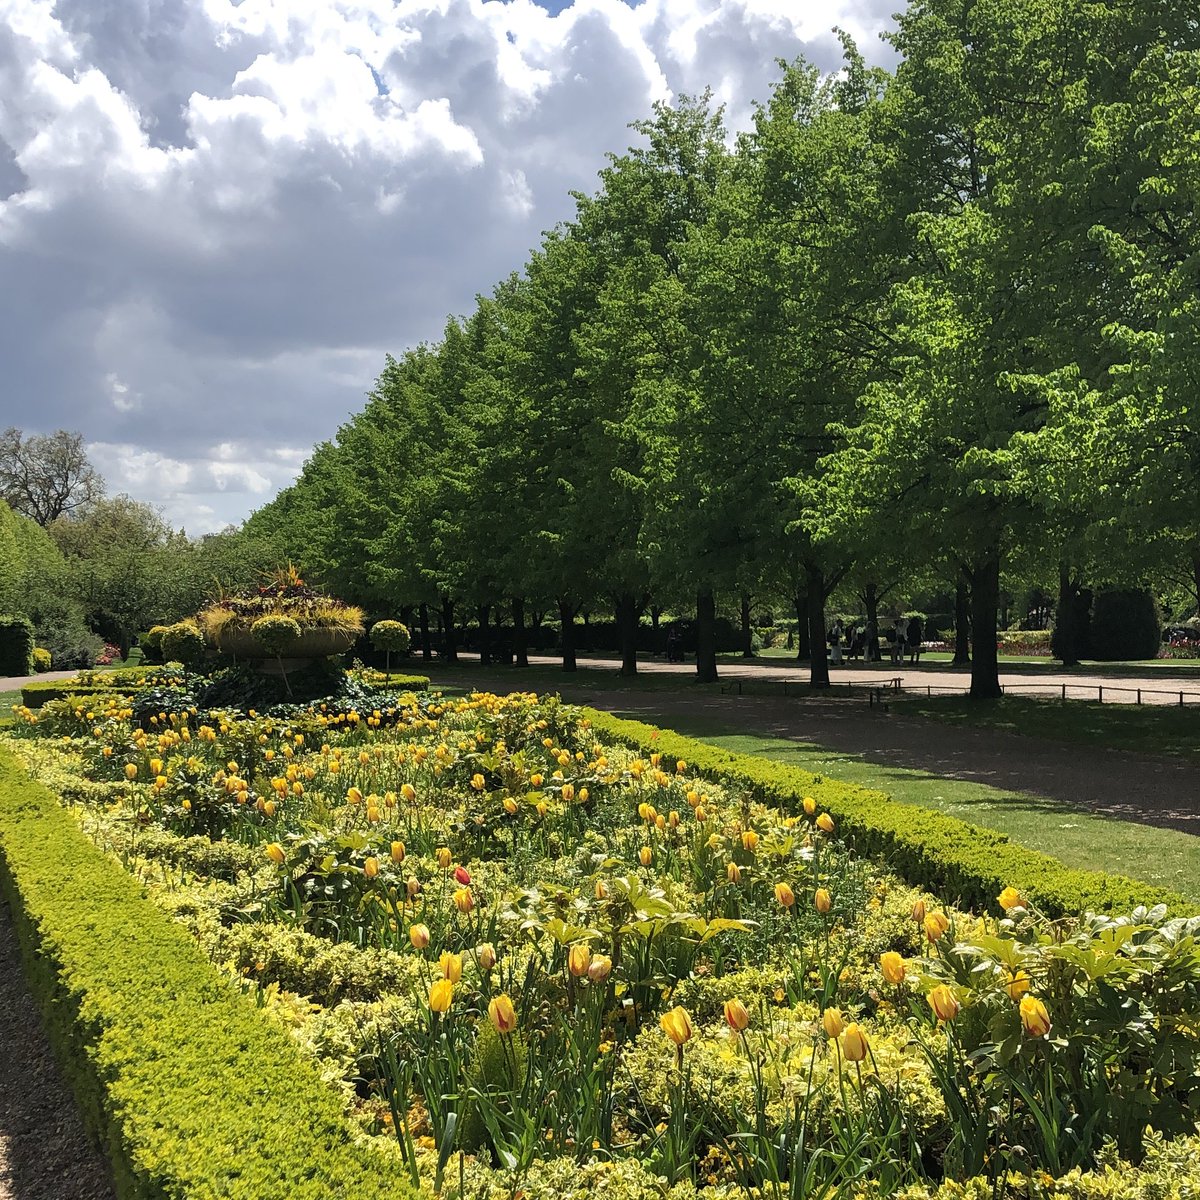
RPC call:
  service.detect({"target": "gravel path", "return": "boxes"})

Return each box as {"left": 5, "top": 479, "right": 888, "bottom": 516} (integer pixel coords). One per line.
{"left": 0, "top": 900, "right": 115, "bottom": 1200}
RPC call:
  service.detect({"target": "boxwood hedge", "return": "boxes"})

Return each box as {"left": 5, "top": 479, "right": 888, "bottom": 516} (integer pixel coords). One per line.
{"left": 583, "top": 708, "right": 1188, "bottom": 917}
{"left": 0, "top": 743, "right": 406, "bottom": 1200}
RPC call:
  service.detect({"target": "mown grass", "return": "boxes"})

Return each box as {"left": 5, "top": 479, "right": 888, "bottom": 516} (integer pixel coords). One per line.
{"left": 893, "top": 694, "right": 1200, "bottom": 760}
{"left": 631, "top": 720, "right": 1200, "bottom": 904}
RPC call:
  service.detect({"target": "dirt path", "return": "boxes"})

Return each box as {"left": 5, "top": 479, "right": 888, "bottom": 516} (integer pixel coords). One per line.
{"left": 434, "top": 668, "right": 1200, "bottom": 835}
{"left": 0, "top": 900, "right": 114, "bottom": 1200}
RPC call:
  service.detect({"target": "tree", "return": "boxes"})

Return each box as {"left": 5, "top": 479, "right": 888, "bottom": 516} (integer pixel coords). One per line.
{"left": 0, "top": 428, "right": 105, "bottom": 525}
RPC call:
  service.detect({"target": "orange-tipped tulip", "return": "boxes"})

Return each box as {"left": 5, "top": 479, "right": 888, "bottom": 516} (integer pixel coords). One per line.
{"left": 724, "top": 997, "right": 750, "bottom": 1032}
{"left": 488, "top": 993, "right": 518, "bottom": 1034}
{"left": 409, "top": 923, "right": 430, "bottom": 950}
{"left": 1020, "top": 995, "right": 1052, "bottom": 1038}
{"left": 775, "top": 881, "right": 796, "bottom": 909}
{"left": 927, "top": 984, "right": 960, "bottom": 1022}
{"left": 439, "top": 951, "right": 463, "bottom": 983}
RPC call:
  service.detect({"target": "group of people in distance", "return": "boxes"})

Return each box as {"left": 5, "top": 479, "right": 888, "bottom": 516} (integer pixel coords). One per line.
{"left": 828, "top": 615, "right": 924, "bottom": 665}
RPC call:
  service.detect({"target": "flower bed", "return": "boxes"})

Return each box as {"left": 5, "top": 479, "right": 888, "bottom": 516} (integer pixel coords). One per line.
{"left": 3, "top": 690, "right": 1199, "bottom": 1199}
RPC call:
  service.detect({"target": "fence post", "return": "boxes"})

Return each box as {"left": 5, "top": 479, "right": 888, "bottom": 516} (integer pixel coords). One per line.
{"left": 1061, "top": 683, "right": 1066, "bottom": 701}
{"left": 1098, "top": 686, "right": 1103, "bottom": 703}
{"left": 1137, "top": 688, "right": 1141, "bottom": 705}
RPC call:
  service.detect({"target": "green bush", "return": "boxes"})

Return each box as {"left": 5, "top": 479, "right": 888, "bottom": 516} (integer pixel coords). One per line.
{"left": 161, "top": 621, "right": 206, "bottom": 670}
{"left": 250, "top": 614, "right": 302, "bottom": 655}
{"left": 0, "top": 742, "right": 407, "bottom": 1200}
{"left": 582, "top": 709, "right": 1186, "bottom": 917}
{"left": 0, "top": 613, "right": 35, "bottom": 675}
{"left": 139, "top": 625, "right": 170, "bottom": 665}
{"left": 32, "top": 647, "right": 52, "bottom": 671}
{"left": 1089, "top": 588, "right": 1162, "bottom": 661}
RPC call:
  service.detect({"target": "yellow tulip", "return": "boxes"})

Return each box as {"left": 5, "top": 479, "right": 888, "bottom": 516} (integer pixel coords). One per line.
{"left": 264, "top": 842, "right": 285, "bottom": 866}
{"left": 488, "top": 993, "right": 518, "bottom": 1035}
{"left": 471, "top": 773, "right": 486, "bottom": 791}
{"left": 741, "top": 830, "right": 759, "bottom": 852}
{"left": 676, "top": 759, "right": 687, "bottom": 773}
{"left": 363, "top": 856, "right": 380, "bottom": 879}
{"left": 726, "top": 862, "right": 742, "bottom": 884}
{"left": 841, "top": 1023, "right": 870, "bottom": 1062}
{"left": 924, "top": 911, "right": 950, "bottom": 942}
{"left": 347, "top": 786, "right": 363, "bottom": 805}
{"left": 594, "top": 879, "right": 609, "bottom": 901}
{"left": 428, "top": 978, "right": 453, "bottom": 1014}
{"left": 439, "top": 952, "right": 463, "bottom": 983}
{"left": 802, "top": 797, "right": 817, "bottom": 816}
{"left": 502, "top": 796, "right": 519, "bottom": 815}
{"left": 880, "top": 952, "right": 906, "bottom": 986}
{"left": 1020, "top": 995, "right": 1052, "bottom": 1038}
{"left": 530, "top": 773, "right": 544, "bottom": 788}
{"left": 814, "top": 887, "right": 832, "bottom": 914}
{"left": 775, "top": 882, "right": 796, "bottom": 909}
{"left": 724, "top": 997, "right": 750, "bottom": 1032}
{"left": 561, "top": 783, "right": 575, "bottom": 802}
{"left": 997, "top": 886, "right": 1023, "bottom": 912}
{"left": 568, "top": 943, "right": 592, "bottom": 977}
{"left": 453, "top": 887, "right": 473, "bottom": 913}
{"left": 660, "top": 1005, "right": 694, "bottom": 1047}
{"left": 401, "top": 783, "right": 417, "bottom": 803}
{"left": 822, "top": 1007, "right": 845, "bottom": 1039}
{"left": 409, "top": 923, "right": 431, "bottom": 950}
{"left": 391, "top": 841, "right": 406, "bottom": 864}
{"left": 436, "top": 847, "right": 452, "bottom": 870}
{"left": 477, "top": 942, "right": 496, "bottom": 971}
{"left": 911, "top": 899, "right": 927, "bottom": 925}
{"left": 124, "top": 763, "right": 138, "bottom": 780}
{"left": 1006, "top": 970, "right": 1031, "bottom": 1001}
{"left": 406, "top": 876, "right": 421, "bottom": 898}
{"left": 927, "top": 984, "right": 960, "bottom": 1023}
{"left": 816, "top": 813, "right": 835, "bottom": 834}
{"left": 639, "top": 846, "right": 653, "bottom": 867}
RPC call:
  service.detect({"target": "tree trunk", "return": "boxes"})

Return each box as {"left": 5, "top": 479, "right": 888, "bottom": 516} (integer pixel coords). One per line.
{"left": 793, "top": 594, "right": 807, "bottom": 661}
{"left": 399, "top": 605, "right": 414, "bottom": 631}
{"left": 558, "top": 598, "right": 578, "bottom": 672}
{"left": 806, "top": 565, "right": 830, "bottom": 689}
{"left": 1054, "top": 562, "right": 1081, "bottom": 667}
{"left": 695, "top": 589, "right": 718, "bottom": 682}
{"left": 969, "top": 554, "right": 1002, "bottom": 699}
{"left": 418, "top": 603, "right": 432, "bottom": 662}
{"left": 864, "top": 582, "right": 880, "bottom": 662}
{"left": 1191, "top": 546, "right": 1200, "bottom": 615}
{"left": 478, "top": 604, "right": 492, "bottom": 667}
{"left": 740, "top": 594, "right": 754, "bottom": 658}
{"left": 953, "top": 578, "right": 971, "bottom": 665}
{"left": 615, "top": 593, "right": 640, "bottom": 677}
{"left": 650, "top": 606, "right": 661, "bottom": 653}
{"left": 512, "top": 596, "right": 528, "bottom": 668}
{"left": 440, "top": 596, "right": 458, "bottom": 663}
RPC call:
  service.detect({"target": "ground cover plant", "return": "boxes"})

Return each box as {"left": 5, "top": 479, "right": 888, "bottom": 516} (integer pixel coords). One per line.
{"left": 5, "top": 687, "right": 1200, "bottom": 1200}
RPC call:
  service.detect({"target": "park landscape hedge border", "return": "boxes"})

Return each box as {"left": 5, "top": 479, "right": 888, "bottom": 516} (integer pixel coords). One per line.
{"left": 582, "top": 708, "right": 1191, "bottom": 917}
{"left": 0, "top": 742, "right": 406, "bottom": 1200}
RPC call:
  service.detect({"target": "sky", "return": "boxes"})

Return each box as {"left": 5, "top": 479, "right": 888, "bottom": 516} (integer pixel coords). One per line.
{"left": 0, "top": 0, "right": 897, "bottom": 535}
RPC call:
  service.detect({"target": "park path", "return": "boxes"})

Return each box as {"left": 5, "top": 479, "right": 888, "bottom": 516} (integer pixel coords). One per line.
{"left": 434, "top": 663, "right": 1200, "bottom": 835}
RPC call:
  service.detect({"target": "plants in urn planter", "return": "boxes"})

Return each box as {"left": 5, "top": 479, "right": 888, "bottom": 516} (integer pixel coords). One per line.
{"left": 250, "top": 614, "right": 302, "bottom": 697}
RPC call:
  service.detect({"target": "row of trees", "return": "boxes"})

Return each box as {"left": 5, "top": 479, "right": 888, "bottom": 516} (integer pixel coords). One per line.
{"left": 226, "top": 2, "right": 1198, "bottom": 695}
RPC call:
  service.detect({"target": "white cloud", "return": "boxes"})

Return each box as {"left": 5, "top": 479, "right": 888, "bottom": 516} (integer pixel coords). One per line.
{"left": 0, "top": 0, "right": 895, "bottom": 529}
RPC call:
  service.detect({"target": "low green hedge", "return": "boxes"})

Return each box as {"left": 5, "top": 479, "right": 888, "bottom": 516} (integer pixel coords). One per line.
{"left": 20, "top": 681, "right": 123, "bottom": 708}
{"left": 583, "top": 709, "right": 1188, "bottom": 917}
{"left": 0, "top": 743, "right": 406, "bottom": 1199}
{"left": 363, "top": 673, "right": 431, "bottom": 692}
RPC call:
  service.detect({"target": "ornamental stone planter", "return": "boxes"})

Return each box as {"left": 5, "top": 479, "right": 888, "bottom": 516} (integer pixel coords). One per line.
{"left": 214, "top": 626, "right": 358, "bottom": 660}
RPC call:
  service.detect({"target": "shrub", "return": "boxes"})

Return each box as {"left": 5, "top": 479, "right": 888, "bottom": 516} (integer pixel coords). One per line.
{"left": 250, "top": 614, "right": 302, "bottom": 656}
{"left": 370, "top": 620, "right": 411, "bottom": 674}
{"left": 140, "top": 625, "right": 171, "bottom": 665}
{"left": 32, "top": 647, "right": 51, "bottom": 672}
{"left": 161, "top": 621, "right": 206, "bottom": 670}
{"left": 1089, "top": 589, "right": 1162, "bottom": 661}
{"left": 0, "top": 613, "right": 35, "bottom": 675}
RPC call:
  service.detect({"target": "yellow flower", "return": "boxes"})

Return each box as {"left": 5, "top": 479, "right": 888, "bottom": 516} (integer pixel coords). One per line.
{"left": 471, "top": 773, "right": 486, "bottom": 791}
{"left": 502, "top": 796, "right": 519, "bottom": 815}
{"left": 347, "top": 786, "right": 363, "bottom": 805}
{"left": 802, "top": 797, "right": 817, "bottom": 816}
{"left": 561, "top": 783, "right": 575, "bottom": 802}
{"left": 775, "top": 881, "right": 796, "bottom": 909}
{"left": 409, "top": 923, "right": 431, "bottom": 950}
{"left": 530, "top": 773, "right": 544, "bottom": 788}
{"left": 927, "top": 984, "right": 960, "bottom": 1023}
{"left": 124, "top": 763, "right": 138, "bottom": 780}
{"left": 822, "top": 1008, "right": 845, "bottom": 1039}
{"left": 997, "top": 886, "right": 1023, "bottom": 912}
{"left": 428, "top": 978, "right": 453, "bottom": 1014}
{"left": 439, "top": 952, "right": 463, "bottom": 983}
{"left": 488, "top": 993, "right": 518, "bottom": 1035}
{"left": 924, "top": 911, "right": 950, "bottom": 942}
{"left": 391, "top": 841, "right": 406, "bottom": 864}
{"left": 816, "top": 813, "right": 835, "bottom": 834}
{"left": 568, "top": 943, "right": 592, "bottom": 977}
{"left": 401, "top": 783, "right": 417, "bottom": 803}
{"left": 587, "top": 955, "right": 612, "bottom": 983}
{"left": 477, "top": 942, "right": 496, "bottom": 971}
{"left": 741, "top": 830, "right": 759, "bottom": 852}
{"left": 264, "top": 842, "right": 286, "bottom": 866}
{"left": 594, "top": 879, "right": 609, "bottom": 901}
{"left": 726, "top": 862, "right": 741, "bottom": 884}
{"left": 453, "top": 887, "right": 473, "bottom": 913}
{"left": 724, "top": 997, "right": 750, "bottom": 1032}
{"left": 363, "top": 856, "right": 380, "bottom": 879}
{"left": 436, "top": 847, "right": 452, "bottom": 870}
{"left": 1020, "top": 995, "right": 1052, "bottom": 1038}
{"left": 1006, "top": 970, "right": 1031, "bottom": 1001}
{"left": 639, "top": 846, "right": 653, "bottom": 867}
{"left": 660, "top": 1006, "right": 694, "bottom": 1046}
{"left": 406, "top": 876, "right": 421, "bottom": 898}
{"left": 813, "top": 887, "right": 832, "bottom": 914}
{"left": 880, "top": 952, "right": 906, "bottom": 986}
{"left": 911, "top": 899, "right": 927, "bottom": 924}
{"left": 841, "top": 1024, "right": 870, "bottom": 1062}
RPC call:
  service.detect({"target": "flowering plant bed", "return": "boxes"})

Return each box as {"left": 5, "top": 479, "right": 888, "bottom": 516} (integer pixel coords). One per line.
{"left": 4, "top": 691, "right": 1199, "bottom": 1200}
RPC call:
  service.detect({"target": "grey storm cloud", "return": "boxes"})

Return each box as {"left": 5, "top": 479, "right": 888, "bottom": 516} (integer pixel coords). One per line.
{"left": 0, "top": 0, "right": 895, "bottom": 533}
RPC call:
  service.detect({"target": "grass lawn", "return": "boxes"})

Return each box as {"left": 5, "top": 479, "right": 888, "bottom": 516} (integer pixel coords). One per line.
{"left": 630, "top": 718, "right": 1200, "bottom": 904}
{"left": 893, "top": 694, "right": 1200, "bottom": 760}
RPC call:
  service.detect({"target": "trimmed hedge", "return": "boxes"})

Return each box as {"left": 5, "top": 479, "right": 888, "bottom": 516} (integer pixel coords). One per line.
{"left": 20, "top": 681, "right": 126, "bottom": 709}
{"left": 0, "top": 612, "right": 35, "bottom": 675}
{"left": 583, "top": 709, "right": 1188, "bottom": 917}
{"left": 0, "top": 742, "right": 407, "bottom": 1199}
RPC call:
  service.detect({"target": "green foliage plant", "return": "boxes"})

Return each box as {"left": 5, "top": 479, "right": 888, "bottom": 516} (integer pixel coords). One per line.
{"left": 160, "top": 621, "right": 205, "bottom": 672}
{"left": 0, "top": 613, "right": 35, "bottom": 675}
{"left": 32, "top": 647, "right": 51, "bottom": 671}
{"left": 1088, "top": 589, "right": 1162, "bottom": 662}
{"left": 370, "top": 620, "right": 411, "bottom": 677}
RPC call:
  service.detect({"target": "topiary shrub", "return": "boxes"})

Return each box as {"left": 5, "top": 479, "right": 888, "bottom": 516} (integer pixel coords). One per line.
{"left": 31, "top": 647, "right": 51, "bottom": 672}
{"left": 370, "top": 620, "right": 411, "bottom": 676}
{"left": 250, "top": 614, "right": 302, "bottom": 656}
{"left": 1088, "top": 588, "right": 1162, "bottom": 661}
{"left": 0, "top": 614, "right": 35, "bottom": 675}
{"left": 160, "top": 621, "right": 206, "bottom": 672}
{"left": 140, "top": 624, "right": 170, "bottom": 665}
